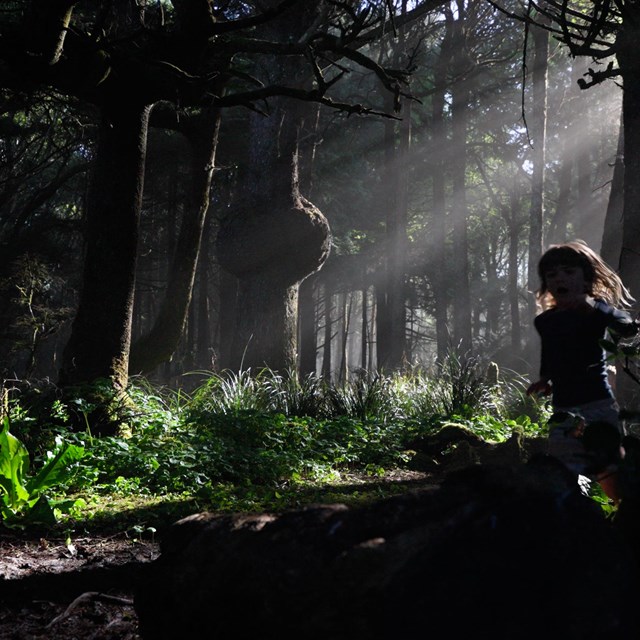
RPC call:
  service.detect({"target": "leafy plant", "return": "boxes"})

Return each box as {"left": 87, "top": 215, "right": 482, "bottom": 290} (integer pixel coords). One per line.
{"left": 1, "top": 368, "right": 546, "bottom": 526}
{"left": 601, "top": 336, "right": 640, "bottom": 388}
{"left": 0, "top": 416, "right": 85, "bottom": 527}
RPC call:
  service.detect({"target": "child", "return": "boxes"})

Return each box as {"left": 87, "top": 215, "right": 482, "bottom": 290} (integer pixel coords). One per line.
{"left": 527, "top": 241, "right": 639, "bottom": 500}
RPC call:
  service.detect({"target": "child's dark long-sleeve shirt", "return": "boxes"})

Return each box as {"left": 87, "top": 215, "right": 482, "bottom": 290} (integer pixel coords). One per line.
{"left": 534, "top": 299, "right": 637, "bottom": 407}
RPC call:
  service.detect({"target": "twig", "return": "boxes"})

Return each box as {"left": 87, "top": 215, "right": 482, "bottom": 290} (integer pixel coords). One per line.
{"left": 45, "top": 591, "right": 134, "bottom": 629}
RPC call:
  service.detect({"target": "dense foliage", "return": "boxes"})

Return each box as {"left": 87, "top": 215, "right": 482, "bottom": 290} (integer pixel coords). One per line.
{"left": 1, "top": 360, "right": 548, "bottom": 529}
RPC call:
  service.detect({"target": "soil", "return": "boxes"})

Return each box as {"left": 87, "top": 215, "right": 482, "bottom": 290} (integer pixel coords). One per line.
{"left": 0, "top": 471, "right": 437, "bottom": 639}
{"left": 0, "top": 532, "right": 160, "bottom": 639}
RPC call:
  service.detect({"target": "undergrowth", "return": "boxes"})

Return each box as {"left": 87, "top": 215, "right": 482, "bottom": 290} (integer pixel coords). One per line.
{"left": 1, "top": 359, "right": 548, "bottom": 530}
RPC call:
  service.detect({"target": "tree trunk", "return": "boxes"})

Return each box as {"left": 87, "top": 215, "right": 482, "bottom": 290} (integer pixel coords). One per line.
{"left": 233, "top": 273, "right": 299, "bottom": 372}
{"left": 600, "top": 111, "right": 624, "bottom": 265}
{"left": 450, "top": 1, "right": 472, "bottom": 353}
{"left": 547, "top": 129, "right": 573, "bottom": 244}
{"left": 338, "top": 292, "right": 350, "bottom": 383}
{"left": 507, "top": 191, "right": 522, "bottom": 354}
{"left": 129, "top": 110, "right": 221, "bottom": 374}
{"left": 387, "top": 98, "right": 410, "bottom": 369}
{"left": 217, "top": 104, "right": 330, "bottom": 373}
{"left": 376, "top": 111, "right": 395, "bottom": 370}
{"left": 299, "top": 276, "right": 317, "bottom": 377}
{"left": 361, "top": 287, "right": 369, "bottom": 371}
{"left": 194, "top": 210, "right": 214, "bottom": 372}
{"left": 526, "top": 12, "right": 550, "bottom": 368}
{"left": 430, "top": 8, "right": 453, "bottom": 362}
{"left": 484, "top": 248, "right": 500, "bottom": 340}
{"left": 321, "top": 283, "right": 333, "bottom": 381}
{"left": 573, "top": 132, "right": 593, "bottom": 244}
{"left": 59, "top": 100, "right": 151, "bottom": 390}
{"left": 616, "top": 21, "right": 640, "bottom": 410}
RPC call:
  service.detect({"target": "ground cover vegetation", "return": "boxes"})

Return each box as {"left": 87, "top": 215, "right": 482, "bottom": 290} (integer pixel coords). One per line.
{"left": 1, "top": 356, "right": 547, "bottom": 532}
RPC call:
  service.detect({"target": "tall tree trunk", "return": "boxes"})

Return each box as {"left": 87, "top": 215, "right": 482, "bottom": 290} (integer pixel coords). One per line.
{"left": 216, "top": 104, "right": 330, "bottom": 373}
{"left": 430, "top": 7, "right": 453, "bottom": 361}
{"left": 215, "top": 2, "right": 330, "bottom": 374}
{"left": 298, "top": 276, "right": 317, "bottom": 377}
{"left": 600, "top": 111, "right": 624, "bottom": 265}
{"left": 450, "top": 0, "right": 472, "bottom": 352}
{"left": 376, "top": 110, "right": 396, "bottom": 370}
{"left": 616, "top": 21, "right": 640, "bottom": 410}
{"left": 547, "top": 129, "right": 573, "bottom": 244}
{"left": 195, "top": 210, "right": 214, "bottom": 371}
{"left": 484, "top": 248, "right": 500, "bottom": 340}
{"left": 338, "top": 292, "right": 350, "bottom": 382}
{"left": 573, "top": 132, "right": 593, "bottom": 243}
{"left": 59, "top": 100, "right": 151, "bottom": 390}
{"left": 321, "top": 283, "right": 333, "bottom": 381}
{"left": 129, "top": 109, "right": 221, "bottom": 374}
{"left": 383, "top": 96, "right": 410, "bottom": 370}
{"left": 361, "top": 286, "right": 368, "bottom": 371}
{"left": 526, "top": 12, "right": 550, "bottom": 368}
{"left": 506, "top": 191, "right": 522, "bottom": 354}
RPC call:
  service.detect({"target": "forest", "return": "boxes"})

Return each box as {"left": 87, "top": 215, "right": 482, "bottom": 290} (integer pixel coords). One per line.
{"left": 3, "top": 1, "right": 640, "bottom": 638}
{"left": 1, "top": 0, "right": 635, "bottom": 389}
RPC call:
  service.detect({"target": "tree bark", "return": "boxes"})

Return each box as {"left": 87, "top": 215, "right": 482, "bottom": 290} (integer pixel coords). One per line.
{"left": 376, "top": 110, "right": 395, "bottom": 370}
{"left": 507, "top": 191, "right": 522, "bottom": 354}
{"left": 298, "top": 276, "right": 318, "bottom": 377}
{"left": 59, "top": 100, "right": 150, "bottom": 390}
{"left": 430, "top": 8, "right": 453, "bottom": 361}
{"left": 388, "top": 97, "right": 410, "bottom": 369}
{"left": 321, "top": 283, "right": 333, "bottom": 381}
{"left": 547, "top": 126, "right": 573, "bottom": 245}
{"left": 128, "top": 109, "right": 221, "bottom": 375}
{"left": 616, "top": 20, "right": 640, "bottom": 409}
{"left": 525, "top": 11, "right": 549, "bottom": 368}
{"left": 361, "top": 287, "right": 369, "bottom": 371}
{"left": 600, "top": 111, "right": 624, "bottom": 266}
{"left": 450, "top": 1, "right": 472, "bottom": 353}
{"left": 216, "top": 105, "right": 330, "bottom": 373}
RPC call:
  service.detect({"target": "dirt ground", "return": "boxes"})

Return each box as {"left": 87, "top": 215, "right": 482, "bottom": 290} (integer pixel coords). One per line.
{"left": 0, "top": 533, "right": 160, "bottom": 639}
{"left": 0, "top": 471, "right": 437, "bottom": 639}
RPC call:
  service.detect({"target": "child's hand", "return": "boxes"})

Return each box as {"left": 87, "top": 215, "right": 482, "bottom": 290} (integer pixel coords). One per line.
{"left": 527, "top": 379, "right": 552, "bottom": 396}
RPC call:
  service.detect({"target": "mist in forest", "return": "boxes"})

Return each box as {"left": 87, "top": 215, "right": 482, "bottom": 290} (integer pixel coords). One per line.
{"left": 0, "top": 1, "right": 626, "bottom": 387}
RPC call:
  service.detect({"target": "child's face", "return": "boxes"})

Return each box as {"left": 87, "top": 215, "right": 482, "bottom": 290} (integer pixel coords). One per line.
{"left": 544, "top": 264, "right": 589, "bottom": 306}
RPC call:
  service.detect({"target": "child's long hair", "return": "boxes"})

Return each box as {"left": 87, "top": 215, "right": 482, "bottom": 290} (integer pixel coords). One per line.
{"left": 536, "top": 240, "right": 634, "bottom": 310}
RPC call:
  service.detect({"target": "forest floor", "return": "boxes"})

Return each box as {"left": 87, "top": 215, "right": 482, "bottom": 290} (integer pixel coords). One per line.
{"left": 0, "top": 470, "right": 439, "bottom": 639}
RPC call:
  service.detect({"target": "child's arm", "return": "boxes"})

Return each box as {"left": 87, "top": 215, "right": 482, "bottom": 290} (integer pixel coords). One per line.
{"left": 596, "top": 300, "right": 638, "bottom": 337}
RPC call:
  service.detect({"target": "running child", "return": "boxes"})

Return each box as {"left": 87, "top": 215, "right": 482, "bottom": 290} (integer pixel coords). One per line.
{"left": 527, "top": 240, "right": 639, "bottom": 500}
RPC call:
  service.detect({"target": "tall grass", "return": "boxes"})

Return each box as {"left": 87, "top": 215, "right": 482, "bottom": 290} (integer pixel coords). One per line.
{"left": 184, "top": 356, "right": 543, "bottom": 426}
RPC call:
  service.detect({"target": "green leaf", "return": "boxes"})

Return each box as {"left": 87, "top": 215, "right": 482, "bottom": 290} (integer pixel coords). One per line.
{"left": 25, "top": 443, "right": 84, "bottom": 497}
{"left": 0, "top": 418, "right": 30, "bottom": 506}
{"left": 22, "top": 495, "right": 57, "bottom": 526}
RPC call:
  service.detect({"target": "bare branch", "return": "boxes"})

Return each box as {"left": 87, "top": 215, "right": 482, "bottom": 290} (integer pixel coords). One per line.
{"left": 212, "top": 83, "right": 401, "bottom": 119}
{"left": 577, "top": 60, "right": 621, "bottom": 89}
